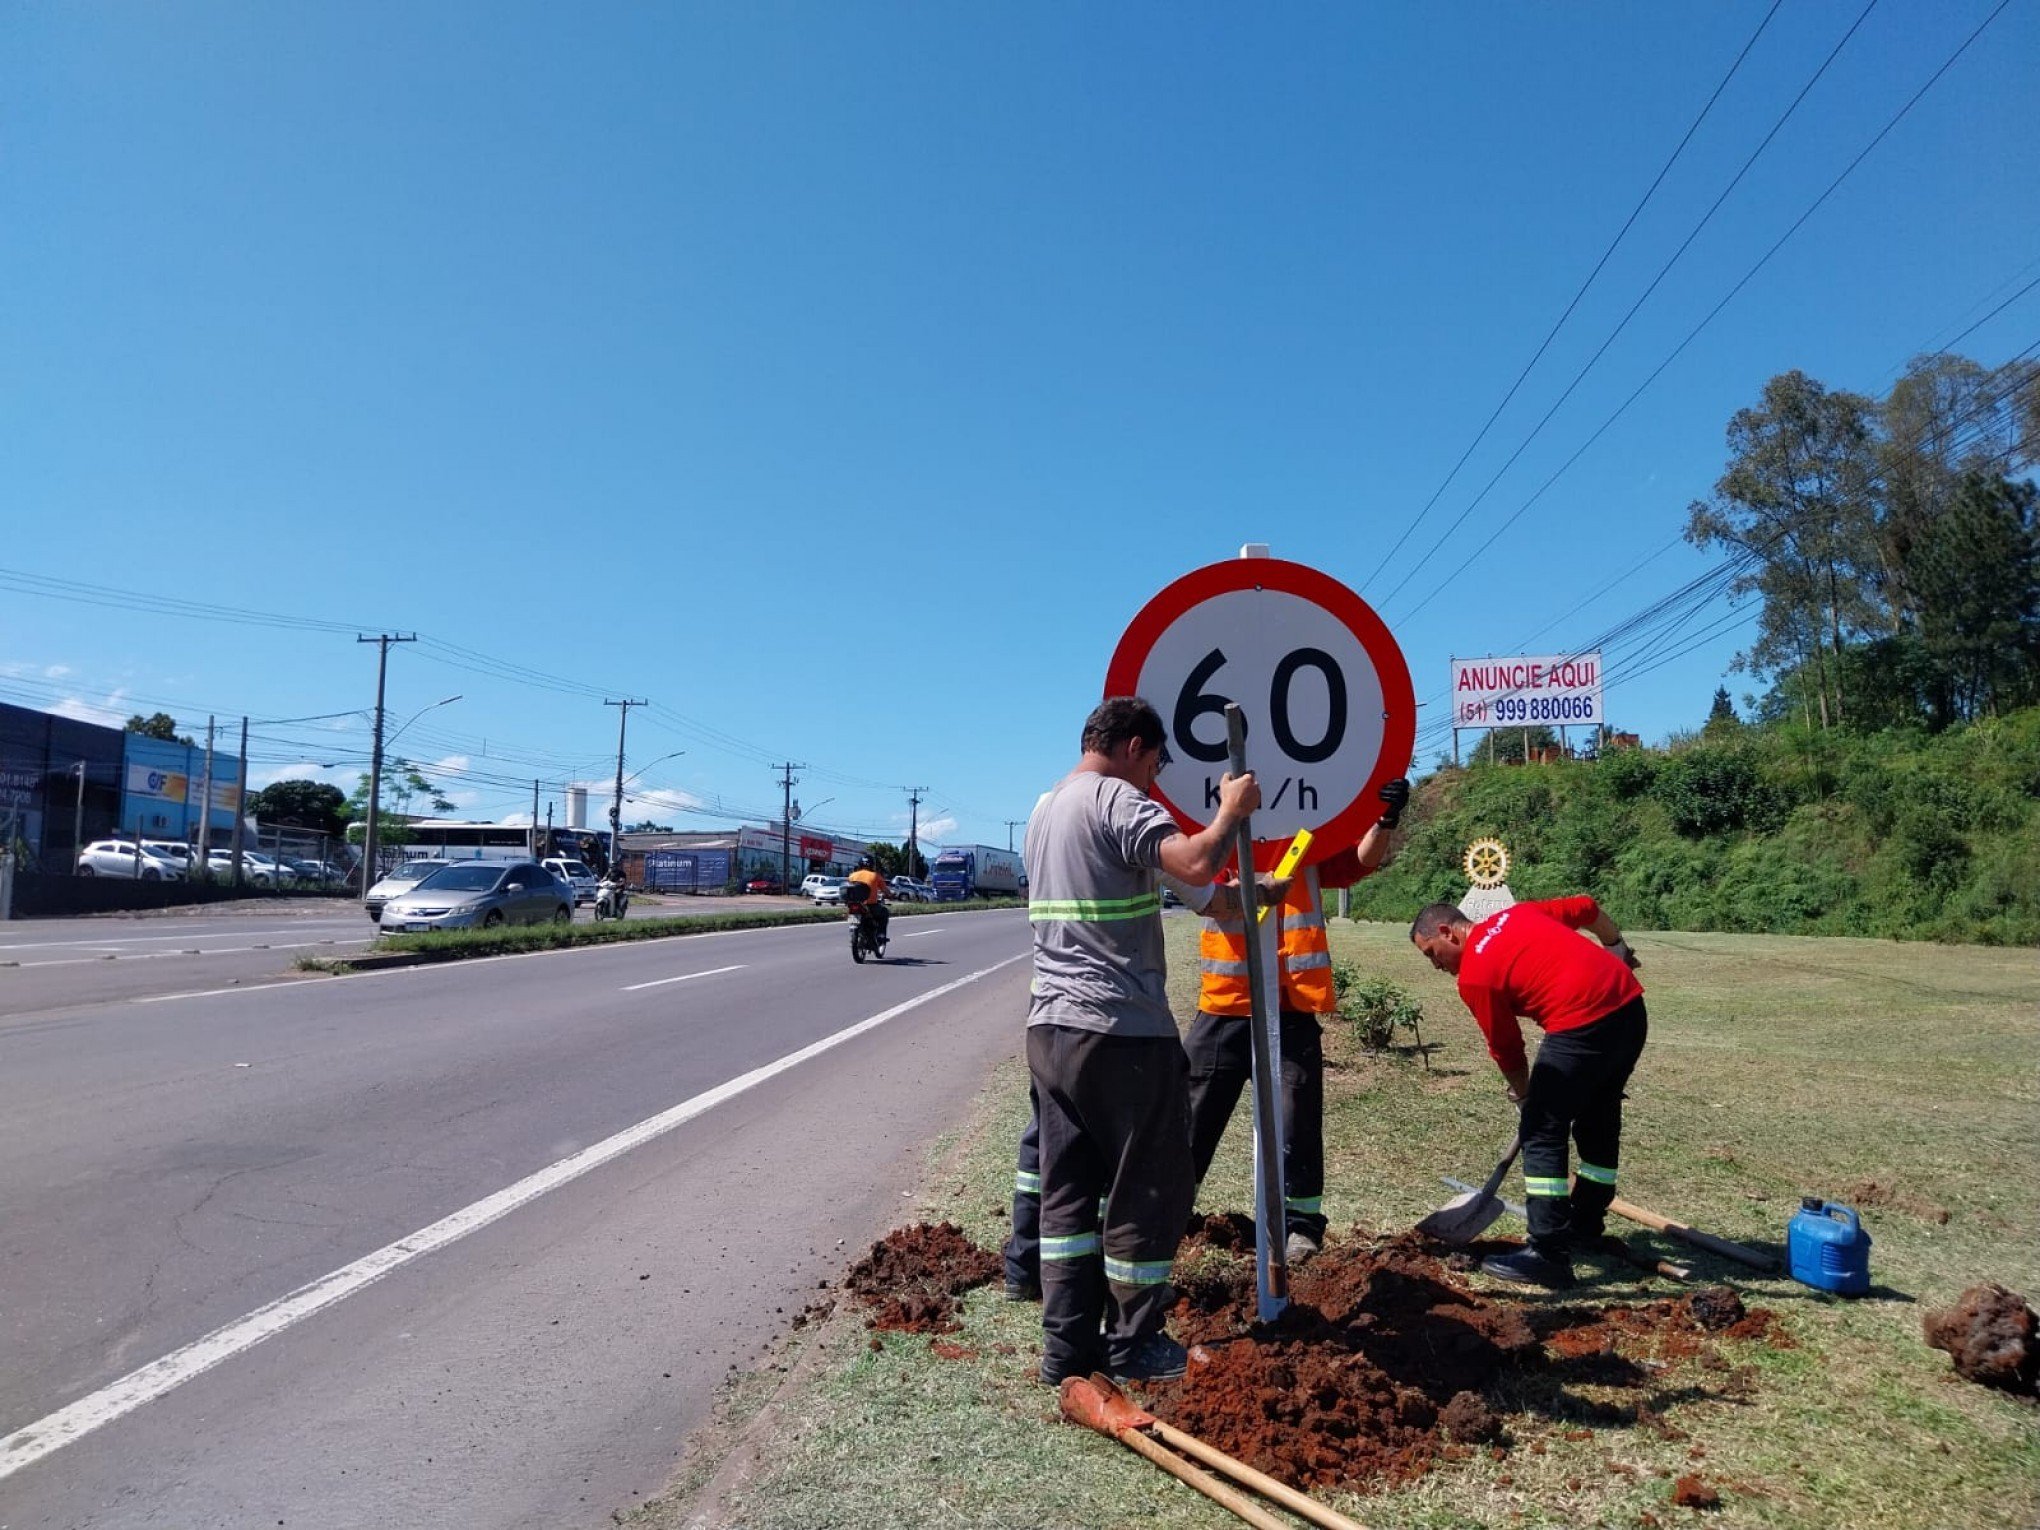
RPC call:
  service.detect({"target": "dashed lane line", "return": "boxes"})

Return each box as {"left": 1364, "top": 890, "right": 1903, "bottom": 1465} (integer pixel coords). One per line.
{"left": 619, "top": 964, "right": 746, "bottom": 992}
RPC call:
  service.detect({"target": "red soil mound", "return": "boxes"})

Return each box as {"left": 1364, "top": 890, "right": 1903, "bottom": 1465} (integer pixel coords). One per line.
{"left": 843, "top": 1222, "right": 1000, "bottom": 1334}
{"left": 1923, "top": 1283, "right": 2040, "bottom": 1395}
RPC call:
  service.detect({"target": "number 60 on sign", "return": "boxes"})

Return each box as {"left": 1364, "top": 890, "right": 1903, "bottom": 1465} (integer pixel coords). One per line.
{"left": 1105, "top": 558, "right": 1416, "bottom": 870}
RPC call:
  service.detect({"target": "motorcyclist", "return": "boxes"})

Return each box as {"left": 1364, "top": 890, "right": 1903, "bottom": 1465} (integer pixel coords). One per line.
{"left": 846, "top": 857, "right": 890, "bottom": 944}
{"left": 596, "top": 868, "right": 628, "bottom": 920}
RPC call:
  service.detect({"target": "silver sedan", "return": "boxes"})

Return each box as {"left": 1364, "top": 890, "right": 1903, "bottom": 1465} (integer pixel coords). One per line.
{"left": 379, "top": 861, "right": 574, "bottom": 932}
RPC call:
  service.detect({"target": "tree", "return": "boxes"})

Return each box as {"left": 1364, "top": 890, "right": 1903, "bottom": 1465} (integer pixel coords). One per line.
{"left": 627, "top": 819, "right": 674, "bottom": 833}
{"left": 1687, "top": 370, "right": 1880, "bottom": 728}
{"left": 247, "top": 779, "right": 349, "bottom": 838}
{"left": 343, "top": 757, "right": 456, "bottom": 847}
{"left": 125, "top": 712, "right": 193, "bottom": 746}
{"left": 1475, "top": 725, "right": 1560, "bottom": 765}
{"left": 1703, "top": 686, "right": 1739, "bottom": 738}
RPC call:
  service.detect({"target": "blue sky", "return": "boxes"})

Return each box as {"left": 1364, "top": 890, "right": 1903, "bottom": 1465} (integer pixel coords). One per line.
{"left": 4, "top": 2, "right": 2035, "bottom": 850}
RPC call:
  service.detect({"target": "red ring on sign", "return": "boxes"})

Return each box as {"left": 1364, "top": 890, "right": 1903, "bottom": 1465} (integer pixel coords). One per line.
{"left": 1103, "top": 558, "right": 1416, "bottom": 870}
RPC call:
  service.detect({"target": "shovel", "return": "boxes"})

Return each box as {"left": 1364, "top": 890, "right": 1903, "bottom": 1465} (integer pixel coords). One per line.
{"left": 1060, "top": 1373, "right": 1368, "bottom": 1530}
{"left": 1415, "top": 1137, "right": 1520, "bottom": 1244}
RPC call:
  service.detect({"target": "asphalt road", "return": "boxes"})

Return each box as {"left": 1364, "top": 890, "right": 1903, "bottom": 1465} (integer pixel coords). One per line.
{"left": 0, "top": 906, "right": 1032, "bottom": 1528}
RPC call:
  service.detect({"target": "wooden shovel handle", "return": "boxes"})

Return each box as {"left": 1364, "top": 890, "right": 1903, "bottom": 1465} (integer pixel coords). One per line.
{"left": 1115, "top": 1425, "right": 1293, "bottom": 1530}
{"left": 1609, "top": 1196, "right": 1776, "bottom": 1271}
{"left": 1147, "top": 1421, "right": 1371, "bottom": 1530}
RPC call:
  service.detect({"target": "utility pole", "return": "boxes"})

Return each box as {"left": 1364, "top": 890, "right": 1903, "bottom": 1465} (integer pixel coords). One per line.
{"left": 529, "top": 779, "right": 540, "bottom": 858}
{"left": 196, "top": 717, "right": 217, "bottom": 877}
{"left": 903, "top": 786, "right": 927, "bottom": 878}
{"left": 1004, "top": 818, "right": 1025, "bottom": 853}
{"left": 776, "top": 762, "right": 804, "bottom": 893}
{"left": 358, "top": 633, "right": 417, "bottom": 903}
{"left": 71, "top": 760, "right": 86, "bottom": 872}
{"left": 230, "top": 715, "right": 249, "bottom": 886}
{"left": 605, "top": 698, "right": 647, "bottom": 876}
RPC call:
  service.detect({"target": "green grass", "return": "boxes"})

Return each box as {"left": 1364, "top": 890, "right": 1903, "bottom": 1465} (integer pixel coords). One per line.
{"left": 634, "top": 921, "right": 2040, "bottom": 1529}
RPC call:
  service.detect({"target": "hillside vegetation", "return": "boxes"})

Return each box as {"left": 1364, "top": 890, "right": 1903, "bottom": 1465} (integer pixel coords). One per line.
{"left": 1346, "top": 708, "right": 2040, "bottom": 945}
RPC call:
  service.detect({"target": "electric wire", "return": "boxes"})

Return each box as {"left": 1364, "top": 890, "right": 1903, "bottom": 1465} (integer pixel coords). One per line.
{"left": 1362, "top": 0, "right": 1788, "bottom": 589}
{"left": 1385, "top": 0, "right": 2015, "bottom": 625}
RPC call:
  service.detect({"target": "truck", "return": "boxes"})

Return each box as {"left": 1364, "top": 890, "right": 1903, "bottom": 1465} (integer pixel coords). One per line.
{"left": 928, "top": 844, "right": 1024, "bottom": 901}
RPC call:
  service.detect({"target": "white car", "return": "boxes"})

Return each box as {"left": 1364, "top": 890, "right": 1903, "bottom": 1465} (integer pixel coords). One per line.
{"left": 809, "top": 875, "right": 849, "bottom": 905}
{"left": 76, "top": 840, "right": 187, "bottom": 880}
{"left": 890, "top": 877, "right": 930, "bottom": 903}
{"left": 205, "top": 849, "right": 281, "bottom": 886}
{"left": 542, "top": 857, "right": 600, "bottom": 905}
{"left": 797, "top": 873, "right": 834, "bottom": 900}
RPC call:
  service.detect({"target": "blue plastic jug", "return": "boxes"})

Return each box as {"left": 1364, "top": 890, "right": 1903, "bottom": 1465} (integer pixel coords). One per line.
{"left": 1788, "top": 1197, "right": 1871, "bottom": 1295}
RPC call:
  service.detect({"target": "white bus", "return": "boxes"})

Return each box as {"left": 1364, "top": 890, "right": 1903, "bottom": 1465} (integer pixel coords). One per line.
{"left": 386, "top": 820, "right": 534, "bottom": 862}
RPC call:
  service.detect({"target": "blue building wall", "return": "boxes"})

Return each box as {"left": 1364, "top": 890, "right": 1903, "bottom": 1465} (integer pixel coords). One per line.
{"left": 121, "top": 735, "right": 244, "bottom": 840}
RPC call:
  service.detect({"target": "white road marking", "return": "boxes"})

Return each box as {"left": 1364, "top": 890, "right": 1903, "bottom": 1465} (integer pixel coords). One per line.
{"left": 0, "top": 951, "right": 1028, "bottom": 1481}
{"left": 901, "top": 927, "right": 947, "bottom": 937}
{"left": 0, "top": 926, "right": 365, "bottom": 953}
{"left": 132, "top": 984, "right": 291, "bottom": 1004}
{"left": 620, "top": 963, "right": 746, "bottom": 992}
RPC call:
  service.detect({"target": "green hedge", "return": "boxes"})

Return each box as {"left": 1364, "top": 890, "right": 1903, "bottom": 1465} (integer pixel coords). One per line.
{"left": 346, "top": 897, "right": 1025, "bottom": 965}
{"left": 1347, "top": 708, "right": 2040, "bottom": 944}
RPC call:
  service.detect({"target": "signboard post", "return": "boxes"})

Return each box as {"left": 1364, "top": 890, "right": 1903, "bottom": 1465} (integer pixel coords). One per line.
{"left": 1108, "top": 551, "right": 1416, "bottom": 1320}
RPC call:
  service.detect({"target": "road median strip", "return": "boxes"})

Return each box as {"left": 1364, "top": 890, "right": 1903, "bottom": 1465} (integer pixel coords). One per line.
{"left": 301, "top": 899, "right": 1025, "bottom": 973}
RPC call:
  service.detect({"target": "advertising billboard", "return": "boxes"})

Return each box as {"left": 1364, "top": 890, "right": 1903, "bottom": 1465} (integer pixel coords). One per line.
{"left": 1451, "top": 653, "right": 1604, "bottom": 729}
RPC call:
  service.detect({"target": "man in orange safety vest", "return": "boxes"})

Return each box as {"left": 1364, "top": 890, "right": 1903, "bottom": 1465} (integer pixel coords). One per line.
{"left": 1185, "top": 777, "right": 1410, "bottom": 1263}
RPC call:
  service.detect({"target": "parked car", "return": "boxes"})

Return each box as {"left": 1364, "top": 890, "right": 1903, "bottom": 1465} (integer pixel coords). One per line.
{"left": 362, "top": 859, "right": 451, "bottom": 922}
{"left": 541, "top": 857, "right": 600, "bottom": 905}
{"left": 143, "top": 841, "right": 196, "bottom": 875}
{"left": 378, "top": 861, "right": 574, "bottom": 932}
{"left": 204, "top": 848, "right": 278, "bottom": 886}
{"left": 289, "top": 859, "right": 344, "bottom": 887}
{"left": 890, "top": 877, "right": 931, "bottom": 903}
{"left": 744, "top": 874, "right": 785, "bottom": 895}
{"left": 75, "top": 840, "right": 187, "bottom": 880}
{"left": 809, "top": 875, "right": 849, "bottom": 905}
{"left": 798, "top": 873, "right": 835, "bottom": 900}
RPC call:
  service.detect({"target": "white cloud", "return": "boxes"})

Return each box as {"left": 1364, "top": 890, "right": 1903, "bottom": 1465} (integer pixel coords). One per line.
{"left": 248, "top": 760, "right": 359, "bottom": 793}
{"left": 912, "top": 814, "right": 958, "bottom": 844}
{"left": 50, "top": 689, "right": 131, "bottom": 728}
{"left": 43, "top": 664, "right": 72, "bottom": 680}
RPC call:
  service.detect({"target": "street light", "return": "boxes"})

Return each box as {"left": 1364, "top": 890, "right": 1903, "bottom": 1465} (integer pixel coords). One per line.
{"left": 614, "top": 751, "right": 687, "bottom": 844}
{"left": 361, "top": 694, "right": 461, "bottom": 901}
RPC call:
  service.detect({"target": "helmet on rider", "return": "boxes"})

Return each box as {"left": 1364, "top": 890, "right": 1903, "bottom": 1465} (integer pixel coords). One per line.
{"left": 856, "top": 855, "right": 875, "bottom": 871}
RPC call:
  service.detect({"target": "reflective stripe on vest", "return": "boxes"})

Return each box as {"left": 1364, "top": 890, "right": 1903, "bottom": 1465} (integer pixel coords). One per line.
{"left": 1197, "top": 868, "right": 1334, "bottom": 1016}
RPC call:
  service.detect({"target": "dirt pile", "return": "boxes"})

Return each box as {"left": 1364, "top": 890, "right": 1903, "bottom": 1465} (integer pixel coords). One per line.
{"left": 1923, "top": 1283, "right": 2040, "bottom": 1395}
{"left": 1146, "top": 1226, "right": 1785, "bottom": 1492}
{"left": 843, "top": 1222, "right": 1000, "bottom": 1334}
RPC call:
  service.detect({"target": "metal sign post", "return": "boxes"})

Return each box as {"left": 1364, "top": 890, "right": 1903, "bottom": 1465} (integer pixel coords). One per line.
{"left": 1225, "top": 703, "right": 1289, "bottom": 1321}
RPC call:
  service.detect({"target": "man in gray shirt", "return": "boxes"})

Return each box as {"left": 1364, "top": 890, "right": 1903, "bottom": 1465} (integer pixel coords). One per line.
{"left": 1026, "top": 696, "right": 1259, "bottom": 1386}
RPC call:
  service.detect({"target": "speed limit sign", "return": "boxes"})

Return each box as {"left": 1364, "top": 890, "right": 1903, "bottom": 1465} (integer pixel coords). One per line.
{"left": 1104, "top": 556, "right": 1415, "bottom": 869}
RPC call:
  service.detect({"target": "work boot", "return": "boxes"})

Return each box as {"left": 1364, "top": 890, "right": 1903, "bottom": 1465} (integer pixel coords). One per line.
{"left": 1284, "top": 1231, "right": 1320, "bottom": 1267}
{"left": 1108, "top": 1333, "right": 1188, "bottom": 1384}
{"left": 1481, "top": 1245, "right": 1575, "bottom": 1289}
{"left": 1003, "top": 1277, "right": 1041, "bottom": 1303}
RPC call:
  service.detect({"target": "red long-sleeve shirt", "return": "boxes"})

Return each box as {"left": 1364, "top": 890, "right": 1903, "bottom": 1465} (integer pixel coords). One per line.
{"left": 1456, "top": 896, "right": 1644, "bottom": 1073}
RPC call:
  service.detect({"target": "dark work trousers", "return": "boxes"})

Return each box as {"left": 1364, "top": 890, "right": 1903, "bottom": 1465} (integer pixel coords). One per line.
{"left": 1002, "top": 1084, "right": 1042, "bottom": 1290}
{"left": 1184, "top": 1009, "right": 1327, "bottom": 1243}
{"left": 1027, "top": 1024, "right": 1196, "bottom": 1383}
{"left": 1520, "top": 996, "right": 1649, "bottom": 1256}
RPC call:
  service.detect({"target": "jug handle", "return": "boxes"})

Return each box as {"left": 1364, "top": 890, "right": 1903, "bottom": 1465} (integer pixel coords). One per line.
{"left": 1828, "top": 1203, "right": 1860, "bottom": 1233}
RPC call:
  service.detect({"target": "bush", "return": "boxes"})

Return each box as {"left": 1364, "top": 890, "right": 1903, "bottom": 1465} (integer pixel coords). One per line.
{"left": 1334, "top": 965, "right": 1425, "bottom": 1054}
{"left": 1651, "top": 748, "right": 1784, "bottom": 837}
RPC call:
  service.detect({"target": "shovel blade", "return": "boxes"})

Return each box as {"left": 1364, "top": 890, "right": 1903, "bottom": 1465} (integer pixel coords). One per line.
{"left": 1415, "top": 1189, "right": 1506, "bottom": 1245}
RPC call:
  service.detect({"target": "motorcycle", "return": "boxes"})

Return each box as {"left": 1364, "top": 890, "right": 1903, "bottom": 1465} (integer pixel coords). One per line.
{"left": 843, "top": 882, "right": 888, "bottom": 963}
{"left": 593, "top": 878, "right": 630, "bottom": 922}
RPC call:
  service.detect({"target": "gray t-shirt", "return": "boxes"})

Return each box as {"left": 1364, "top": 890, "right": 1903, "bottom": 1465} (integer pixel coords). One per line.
{"left": 1025, "top": 770, "right": 1182, "bottom": 1037}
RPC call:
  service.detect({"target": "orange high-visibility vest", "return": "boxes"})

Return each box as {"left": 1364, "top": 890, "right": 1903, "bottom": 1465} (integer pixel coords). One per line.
{"left": 1198, "top": 867, "right": 1334, "bottom": 1017}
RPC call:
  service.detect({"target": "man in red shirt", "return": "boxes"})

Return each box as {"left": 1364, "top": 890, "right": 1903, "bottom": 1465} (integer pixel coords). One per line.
{"left": 1410, "top": 895, "right": 1645, "bottom": 1288}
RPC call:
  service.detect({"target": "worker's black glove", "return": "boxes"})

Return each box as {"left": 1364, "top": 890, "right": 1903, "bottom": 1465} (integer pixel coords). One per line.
{"left": 1377, "top": 777, "right": 1411, "bottom": 829}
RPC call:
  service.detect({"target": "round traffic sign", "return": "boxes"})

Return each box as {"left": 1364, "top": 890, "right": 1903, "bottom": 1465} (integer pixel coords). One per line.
{"left": 1104, "top": 557, "right": 1415, "bottom": 869}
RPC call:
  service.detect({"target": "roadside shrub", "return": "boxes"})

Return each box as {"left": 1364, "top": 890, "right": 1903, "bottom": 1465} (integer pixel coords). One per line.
{"left": 1599, "top": 747, "right": 1658, "bottom": 800}
{"left": 1334, "top": 965, "right": 1425, "bottom": 1055}
{"left": 1651, "top": 748, "right": 1783, "bottom": 837}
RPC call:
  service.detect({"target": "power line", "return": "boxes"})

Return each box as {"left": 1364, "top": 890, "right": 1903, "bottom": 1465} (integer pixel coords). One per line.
{"left": 1364, "top": 0, "right": 1788, "bottom": 589}
{"left": 1373, "top": 0, "right": 1876, "bottom": 602}
{"left": 1390, "top": 0, "right": 2018, "bottom": 627}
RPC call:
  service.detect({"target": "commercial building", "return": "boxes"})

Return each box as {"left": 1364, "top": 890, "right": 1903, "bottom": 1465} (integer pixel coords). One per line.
{"left": 0, "top": 701, "right": 244, "bottom": 871}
